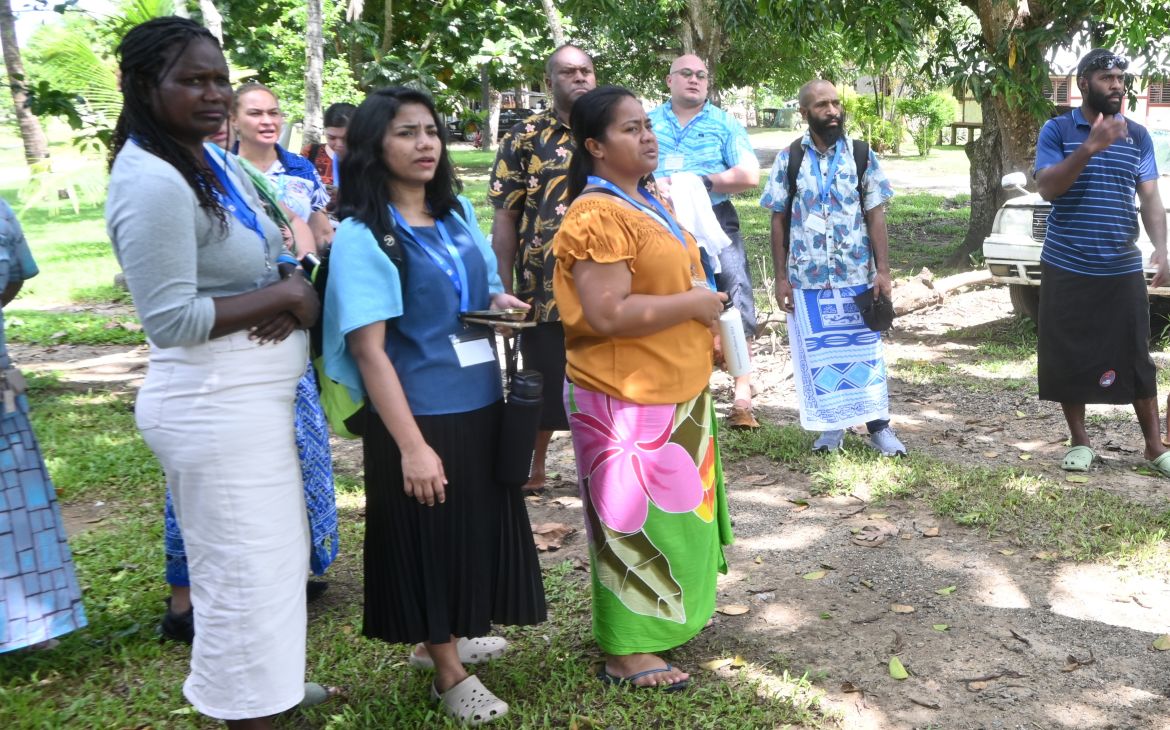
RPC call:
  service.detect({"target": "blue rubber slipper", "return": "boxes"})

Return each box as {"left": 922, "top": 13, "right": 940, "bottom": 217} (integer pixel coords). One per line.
{"left": 598, "top": 664, "right": 689, "bottom": 692}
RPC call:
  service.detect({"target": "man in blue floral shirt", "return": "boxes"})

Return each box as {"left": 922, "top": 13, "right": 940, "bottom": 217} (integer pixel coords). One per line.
{"left": 760, "top": 80, "right": 906, "bottom": 456}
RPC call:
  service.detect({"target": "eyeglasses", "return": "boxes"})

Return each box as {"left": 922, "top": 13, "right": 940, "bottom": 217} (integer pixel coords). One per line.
{"left": 1085, "top": 53, "right": 1129, "bottom": 72}
{"left": 671, "top": 69, "right": 710, "bottom": 81}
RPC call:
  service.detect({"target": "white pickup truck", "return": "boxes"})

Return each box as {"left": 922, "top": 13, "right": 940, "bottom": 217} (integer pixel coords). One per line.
{"left": 982, "top": 128, "right": 1170, "bottom": 321}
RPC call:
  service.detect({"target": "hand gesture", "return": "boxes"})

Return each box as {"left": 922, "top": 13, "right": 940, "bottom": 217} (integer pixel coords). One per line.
{"left": 249, "top": 312, "right": 299, "bottom": 344}
{"left": 402, "top": 441, "right": 448, "bottom": 506}
{"left": 688, "top": 286, "right": 727, "bottom": 326}
{"left": 774, "top": 278, "right": 795, "bottom": 313}
{"left": 1150, "top": 251, "right": 1170, "bottom": 289}
{"left": 1085, "top": 113, "right": 1127, "bottom": 155}
{"left": 873, "top": 271, "right": 893, "bottom": 301}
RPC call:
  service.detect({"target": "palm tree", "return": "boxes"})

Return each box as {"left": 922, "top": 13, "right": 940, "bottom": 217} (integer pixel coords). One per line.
{"left": 0, "top": 0, "right": 51, "bottom": 166}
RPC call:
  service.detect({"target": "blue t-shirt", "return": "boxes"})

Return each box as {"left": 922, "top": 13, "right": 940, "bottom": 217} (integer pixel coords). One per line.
{"left": 648, "top": 100, "right": 755, "bottom": 205}
{"left": 0, "top": 199, "right": 39, "bottom": 371}
{"left": 323, "top": 197, "right": 505, "bottom": 416}
{"left": 1034, "top": 108, "right": 1159, "bottom": 276}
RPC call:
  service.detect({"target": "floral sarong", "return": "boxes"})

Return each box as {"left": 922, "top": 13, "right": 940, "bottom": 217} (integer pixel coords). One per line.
{"left": 788, "top": 285, "right": 889, "bottom": 430}
{"left": 565, "top": 382, "right": 732, "bottom": 655}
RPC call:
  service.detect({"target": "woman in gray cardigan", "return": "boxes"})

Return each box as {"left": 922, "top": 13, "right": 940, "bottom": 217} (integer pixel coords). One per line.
{"left": 105, "top": 18, "right": 320, "bottom": 728}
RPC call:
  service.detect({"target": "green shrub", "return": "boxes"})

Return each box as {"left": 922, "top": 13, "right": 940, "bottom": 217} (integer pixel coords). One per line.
{"left": 897, "top": 90, "right": 959, "bottom": 156}
{"left": 841, "top": 88, "right": 902, "bottom": 153}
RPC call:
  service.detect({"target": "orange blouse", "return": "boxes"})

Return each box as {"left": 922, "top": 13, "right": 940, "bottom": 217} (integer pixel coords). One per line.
{"left": 552, "top": 195, "right": 714, "bottom": 405}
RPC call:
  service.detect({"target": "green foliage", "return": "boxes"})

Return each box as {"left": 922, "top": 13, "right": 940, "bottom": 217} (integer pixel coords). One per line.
{"left": 841, "top": 88, "right": 901, "bottom": 153}
{"left": 897, "top": 90, "right": 958, "bottom": 157}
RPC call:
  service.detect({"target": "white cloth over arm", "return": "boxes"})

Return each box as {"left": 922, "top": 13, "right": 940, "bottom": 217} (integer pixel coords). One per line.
{"left": 668, "top": 172, "right": 732, "bottom": 274}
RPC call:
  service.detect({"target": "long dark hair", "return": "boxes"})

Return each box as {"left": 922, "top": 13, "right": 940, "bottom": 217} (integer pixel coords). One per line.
{"left": 567, "top": 85, "right": 639, "bottom": 199}
{"left": 110, "top": 17, "right": 225, "bottom": 226}
{"left": 336, "top": 87, "right": 461, "bottom": 237}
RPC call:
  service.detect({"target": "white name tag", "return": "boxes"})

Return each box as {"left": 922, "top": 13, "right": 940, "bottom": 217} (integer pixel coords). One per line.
{"left": 663, "top": 153, "right": 685, "bottom": 172}
{"left": 450, "top": 331, "right": 495, "bottom": 368}
{"left": 806, "top": 213, "right": 828, "bottom": 236}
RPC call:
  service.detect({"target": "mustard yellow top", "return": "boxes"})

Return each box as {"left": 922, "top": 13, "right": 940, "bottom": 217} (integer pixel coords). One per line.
{"left": 552, "top": 195, "right": 714, "bottom": 405}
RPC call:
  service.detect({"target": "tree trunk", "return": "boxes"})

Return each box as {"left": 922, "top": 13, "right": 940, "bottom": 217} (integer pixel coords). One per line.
{"left": 540, "top": 0, "right": 565, "bottom": 47}
{"left": 378, "top": 0, "right": 394, "bottom": 56}
{"left": 483, "top": 87, "right": 501, "bottom": 152}
{"left": 680, "top": 0, "right": 724, "bottom": 99}
{"left": 0, "top": 0, "right": 50, "bottom": 167}
{"left": 198, "top": 0, "right": 223, "bottom": 44}
{"left": 304, "top": 0, "right": 325, "bottom": 145}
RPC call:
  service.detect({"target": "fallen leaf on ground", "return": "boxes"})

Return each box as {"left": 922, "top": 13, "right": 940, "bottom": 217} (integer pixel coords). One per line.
{"left": 932, "top": 624, "right": 949, "bottom": 632}
{"left": 935, "top": 585, "right": 957, "bottom": 595}
{"left": 531, "top": 522, "right": 575, "bottom": 551}
{"left": 982, "top": 451, "right": 999, "bottom": 458}
{"left": 120, "top": 322, "right": 143, "bottom": 332}
{"left": 819, "top": 611, "right": 832, "bottom": 620}
{"left": 550, "top": 496, "right": 582, "bottom": 508}
{"left": 998, "top": 549, "right": 1016, "bottom": 556}
{"left": 840, "top": 681, "right": 863, "bottom": 693}
{"left": 868, "top": 513, "right": 888, "bottom": 520}
{"left": 1066, "top": 475, "right": 1089, "bottom": 484}
{"left": 1061, "top": 651, "right": 1095, "bottom": 672}
{"left": 790, "top": 503, "right": 809, "bottom": 512}
{"left": 569, "top": 715, "right": 603, "bottom": 730}
{"left": 731, "top": 655, "right": 746, "bottom": 667}
{"left": 922, "top": 527, "right": 940, "bottom": 537}
{"left": 909, "top": 697, "right": 941, "bottom": 709}
{"left": 700, "top": 658, "right": 733, "bottom": 671}
{"left": 717, "top": 604, "right": 750, "bottom": 616}
{"left": 803, "top": 570, "right": 828, "bottom": 580}
{"left": 1015, "top": 410, "right": 1026, "bottom": 418}
{"left": 1031, "top": 551, "right": 1060, "bottom": 561}
{"left": 1153, "top": 635, "right": 1170, "bottom": 651}
{"left": 966, "top": 680, "right": 990, "bottom": 691}
{"left": 740, "top": 474, "right": 778, "bottom": 486}
{"left": 753, "top": 556, "right": 763, "bottom": 564}
{"left": 1009, "top": 629, "right": 1031, "bottom": 647}
{"left": 888, "top": 656, "right": 909, "bottom": 680}
{"left": 890, "top": 604, "right": 916, "bottom": 614}
{"left": 860, "top": 579, "right": 874, "bottom": 589}
{"left": 1018, "top": 453, "right": 1031, "bottom": 461}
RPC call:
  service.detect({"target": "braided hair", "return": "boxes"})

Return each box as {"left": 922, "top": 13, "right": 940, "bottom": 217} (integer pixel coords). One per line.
{"left": 110, "top": 17, "right": 226, "bottom": 226}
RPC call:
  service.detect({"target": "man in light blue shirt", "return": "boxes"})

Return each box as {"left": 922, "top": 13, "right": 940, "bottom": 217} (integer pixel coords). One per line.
{"left": 649, "top": 54, "right": 761, "bottom": 428}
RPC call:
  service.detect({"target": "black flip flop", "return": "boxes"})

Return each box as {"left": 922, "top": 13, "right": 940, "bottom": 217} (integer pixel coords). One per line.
{"left": 598, "top": 664, "right": 689, "bottom": 692}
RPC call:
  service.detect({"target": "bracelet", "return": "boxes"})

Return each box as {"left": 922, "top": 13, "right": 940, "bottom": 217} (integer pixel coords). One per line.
{"left": 276, "top": 253, "right": 299, "bottom": 267}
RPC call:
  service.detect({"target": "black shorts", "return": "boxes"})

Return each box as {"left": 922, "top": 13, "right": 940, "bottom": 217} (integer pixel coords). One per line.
{"left": 518, "top": 321, "right": 569, "bottom": 431}
{"left": 1037, "top": 262, "right": 1156, "bottom": 404}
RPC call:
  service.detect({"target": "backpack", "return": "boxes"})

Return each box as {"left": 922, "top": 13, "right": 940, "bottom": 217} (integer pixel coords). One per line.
{"left": 305, "top": 197, "right": 476, "bottom": 438}
{"left": 781, "top": 137, "right": 869, "bottom": 254}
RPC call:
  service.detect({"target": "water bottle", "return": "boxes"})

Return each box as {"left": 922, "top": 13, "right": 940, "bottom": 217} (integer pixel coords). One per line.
{"left": 495, "top": 369, "right": 544, "bottom": 486}
{"left": 718, "top": 306, "right": 752, "bottom": 377}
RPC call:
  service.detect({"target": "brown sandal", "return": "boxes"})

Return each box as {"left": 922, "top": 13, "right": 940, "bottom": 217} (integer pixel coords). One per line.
{"left": 727, "top": 402, "right": 760, "bottom": 429}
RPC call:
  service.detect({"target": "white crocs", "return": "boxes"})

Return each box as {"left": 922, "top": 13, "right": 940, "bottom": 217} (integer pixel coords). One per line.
{"left": 409, "top": 635, "right": 508, "bottom": 670}
{"left": 431, "top": 675, "right": 509, "bottom": 726}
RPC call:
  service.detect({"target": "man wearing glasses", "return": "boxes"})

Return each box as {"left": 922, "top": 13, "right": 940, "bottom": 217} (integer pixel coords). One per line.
{"left": 1033, "top": 48, "right": 1170, "bottom": 475}
{"left": 649, "top": 54, "right": 762, "bottom": 429}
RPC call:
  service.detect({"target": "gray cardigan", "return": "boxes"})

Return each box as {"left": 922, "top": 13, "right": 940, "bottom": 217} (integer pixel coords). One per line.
{"left": 106, "top": 142, "right": 283, "bottom": 348}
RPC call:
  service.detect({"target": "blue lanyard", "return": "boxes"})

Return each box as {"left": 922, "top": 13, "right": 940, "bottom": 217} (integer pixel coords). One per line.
{"left": 586, "top": 176, "right": 688, "bottom": 249}
{"left": 389, "top": 205, "right": 470, "bottom": 313}
{"left": 331, "top": 153, "right": 339, "bottom": 187}
{"left": 203, "top": 148, "right": 268, "bottom": 251}
{"left": 809, "top": 138, "right": 845, "bottom": 212}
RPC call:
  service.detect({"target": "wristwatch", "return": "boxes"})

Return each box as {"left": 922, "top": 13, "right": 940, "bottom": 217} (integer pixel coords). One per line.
{"left": 701, "top": 175, "right": 714, "bottom": 192}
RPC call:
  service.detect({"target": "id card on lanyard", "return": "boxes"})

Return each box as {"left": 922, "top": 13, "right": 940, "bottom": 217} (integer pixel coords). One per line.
{"left": 807, "top": 138, "right": 845, "bottom": 238}
{"left": 389, "top": 206, "right": 491, "bottom": 368}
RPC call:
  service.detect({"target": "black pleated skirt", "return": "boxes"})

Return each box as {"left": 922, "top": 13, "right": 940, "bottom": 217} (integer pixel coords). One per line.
{"left": 1037, "top": 262, "right": 1156, "bottom": 404}
{"left": 361, "top": 400, "right": 547, "bottom": 645}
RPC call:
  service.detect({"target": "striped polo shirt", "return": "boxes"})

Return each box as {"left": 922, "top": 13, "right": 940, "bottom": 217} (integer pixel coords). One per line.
{"left": 649, "top": 100, "right": 755, "bottom": 205}
{"left": 1034, "top": 108, "right": 1158, "bottom": 276}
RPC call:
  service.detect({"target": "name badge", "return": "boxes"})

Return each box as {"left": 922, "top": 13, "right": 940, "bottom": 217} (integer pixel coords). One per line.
{"left": 450, "top": 329, "right": 495, "bottom": 368}
{"left": 806, "top": 213, "right": 828, "bottom": 236}
{"left": 663, "top": 153, "right": 685, "bottom": 173}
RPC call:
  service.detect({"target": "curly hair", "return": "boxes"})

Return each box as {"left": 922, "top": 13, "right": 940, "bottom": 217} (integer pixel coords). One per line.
{"left": 110, "top": 17, "right": 226, "bottom": 226}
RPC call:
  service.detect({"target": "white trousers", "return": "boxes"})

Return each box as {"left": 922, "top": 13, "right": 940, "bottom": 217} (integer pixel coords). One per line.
{"left": 137, "top": 330, "right": 309, "bottom": 720}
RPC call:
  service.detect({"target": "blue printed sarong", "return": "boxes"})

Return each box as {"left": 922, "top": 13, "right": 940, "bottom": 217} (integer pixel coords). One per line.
{"left": 788, "top": 286, "right": 889, "bottom": 430}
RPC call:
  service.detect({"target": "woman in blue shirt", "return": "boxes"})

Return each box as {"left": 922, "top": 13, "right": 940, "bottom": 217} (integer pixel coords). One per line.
{"left": 323, "top": 87, "right": 546, "bottom": 726}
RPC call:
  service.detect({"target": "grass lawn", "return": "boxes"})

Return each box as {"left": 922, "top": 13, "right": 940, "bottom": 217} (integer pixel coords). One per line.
{"left": 0, "top": 129, "right": 976, "bottom": 727}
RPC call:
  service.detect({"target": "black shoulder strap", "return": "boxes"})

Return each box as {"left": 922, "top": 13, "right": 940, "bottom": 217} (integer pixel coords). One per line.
{"left": 852, "top": 139, "right": 869, "bottom": 208}
{"left": 782, "top": 138, "right": 805, "bottom": 253}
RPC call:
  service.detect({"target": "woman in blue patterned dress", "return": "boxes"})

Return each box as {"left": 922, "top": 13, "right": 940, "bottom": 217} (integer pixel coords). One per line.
{"left": 0, "top": 197, "right": 87, "bottom": 653}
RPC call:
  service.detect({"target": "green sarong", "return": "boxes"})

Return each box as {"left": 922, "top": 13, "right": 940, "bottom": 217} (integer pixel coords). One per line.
{"left": 565, "top": 382, "right": 733, "bottom": 655}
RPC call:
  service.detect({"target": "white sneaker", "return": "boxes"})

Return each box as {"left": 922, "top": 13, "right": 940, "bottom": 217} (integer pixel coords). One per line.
{"left": 868, "top": 427, "right": 907, "bottom": 457}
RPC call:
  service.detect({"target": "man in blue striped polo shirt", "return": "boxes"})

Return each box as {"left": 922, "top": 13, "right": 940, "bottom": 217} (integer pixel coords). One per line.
{"left": 649, "top": 54, "right": 762, "bottom": 428}
{"left": 1034, "top": 48, "right": 1169, "bottom": 475}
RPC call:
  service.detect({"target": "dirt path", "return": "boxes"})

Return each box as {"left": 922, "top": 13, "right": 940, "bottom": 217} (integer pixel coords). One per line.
{"left": 34, "top": 285, "right": 1170, "bottom": 728}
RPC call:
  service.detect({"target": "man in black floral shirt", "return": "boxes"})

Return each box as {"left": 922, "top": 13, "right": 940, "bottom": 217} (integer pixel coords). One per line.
{"left": 490, "top": 44, "right": 595, "bottom": 491}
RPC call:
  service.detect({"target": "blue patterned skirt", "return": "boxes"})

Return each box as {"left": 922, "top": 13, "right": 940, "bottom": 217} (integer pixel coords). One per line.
{"left": 0, "top": 397, "right": 87, "bottom": 652}
{"left": 165, "top": 364, "right": 339, "bottom": 585}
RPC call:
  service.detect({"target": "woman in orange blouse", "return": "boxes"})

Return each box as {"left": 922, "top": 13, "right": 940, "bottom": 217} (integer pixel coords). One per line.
{"left": 553, "top": 85, "right": 733, "bottom": 691}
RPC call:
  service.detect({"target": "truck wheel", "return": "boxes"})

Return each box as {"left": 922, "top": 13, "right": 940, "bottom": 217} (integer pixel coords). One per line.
{"left": 1009, "top": 284, "right": 1040, "bottom": 323}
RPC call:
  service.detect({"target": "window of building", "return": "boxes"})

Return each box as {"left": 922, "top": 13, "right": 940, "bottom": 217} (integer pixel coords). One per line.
{"left": 1043, "top": 77, "right": 1070, "bottom": 105}
{"left": 1149, "top": 79, "right": 1170, "bottom": 106}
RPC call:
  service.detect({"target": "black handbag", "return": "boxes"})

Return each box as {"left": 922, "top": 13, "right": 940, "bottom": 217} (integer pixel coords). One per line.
{"left": 853, "top": 287, "right": 895, "bottom": 332}
{"left": 494, "top": 334, "right": 544, "bottom": 486}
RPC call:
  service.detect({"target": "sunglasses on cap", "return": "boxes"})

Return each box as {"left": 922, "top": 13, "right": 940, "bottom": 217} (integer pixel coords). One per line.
{"left": 1083, "top": 53, "right": 1129, "bottom": 73}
